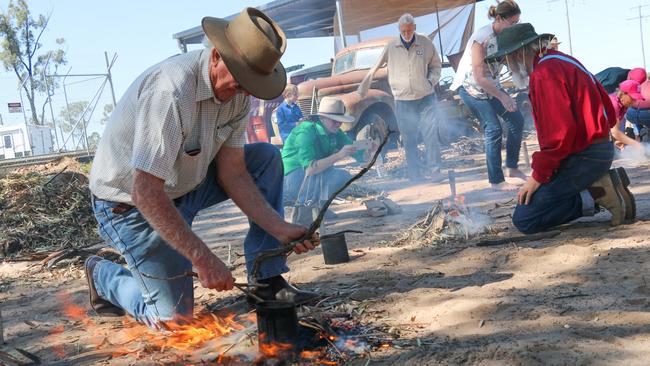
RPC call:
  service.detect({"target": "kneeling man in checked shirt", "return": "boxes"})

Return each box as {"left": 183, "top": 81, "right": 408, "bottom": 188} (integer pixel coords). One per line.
{"left": 84, "top": 8, "right": 319, "bottom": 329}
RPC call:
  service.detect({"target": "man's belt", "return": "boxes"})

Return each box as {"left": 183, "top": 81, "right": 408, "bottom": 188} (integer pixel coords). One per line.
{"left": 92, "top": 194, "right": 134, "bottom": 214}
{"left": 591, "top": 136, "right": 611, "bottom": 145}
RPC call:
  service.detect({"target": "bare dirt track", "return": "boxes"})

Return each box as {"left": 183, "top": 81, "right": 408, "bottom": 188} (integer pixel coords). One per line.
{"left": 1, "top": 141, "right": 650, "bottom": 365}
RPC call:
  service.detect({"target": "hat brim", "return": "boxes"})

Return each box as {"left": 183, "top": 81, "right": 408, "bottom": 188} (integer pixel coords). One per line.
{"left": 628, "top": 91, "right": 645, "bottom": 101}
{"left": 486, "top": 33, "right": 555, "bottom": 62}
{"left": 202, "top": 17, "right": 287, "bottom": 100}
{"left": 318, "top": 112, "right": 355, "bottom": 124}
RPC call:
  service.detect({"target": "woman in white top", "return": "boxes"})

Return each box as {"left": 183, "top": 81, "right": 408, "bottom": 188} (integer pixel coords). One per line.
{"left": 450, "top": 0, "right": 527, "bottom": 191}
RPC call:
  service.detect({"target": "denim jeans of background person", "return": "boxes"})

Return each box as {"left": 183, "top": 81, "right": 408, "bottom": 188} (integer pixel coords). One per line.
{"left": 625, "top": 107, "right": 650, "bottom": 130}
{"left": 281, "top": 97, "right": 366, "bottom": 225}
{"left": 284, "top": 166, "right": 351, "bottom": 225}
{"left": 91, "top": 143, "right": 288, "bottom": 329}
{"left": 394, "top": 93, "right": 443, "bottom": 180}
{"left": 458, "top": 86, "right": 524, "bottom": 184}
{"left": 449, "top": 0, "right": 526, "bottom": 190}
{"left": 512, "top": 143, "right": 613, "bottom": 234}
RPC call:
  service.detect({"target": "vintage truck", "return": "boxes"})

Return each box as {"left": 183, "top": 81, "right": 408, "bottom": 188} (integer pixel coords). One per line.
{"left": 296, "top": 38, "right": 395, "bottom": 144}
{"left": 295, "top": 37, "right": 479, "bottom": 147}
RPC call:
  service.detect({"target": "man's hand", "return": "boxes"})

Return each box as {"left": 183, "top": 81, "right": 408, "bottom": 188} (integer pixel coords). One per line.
{"left": 193, "top": 252, "right": 234, "bottom": 291}
{"left": 517, "top": 176, "right": 542, "bottom": 205}
{"left": 273, "top": 222, "right": 320, "bottom": 254}
{"left": 499, "top": 93, "right": 518, "bottom": 113}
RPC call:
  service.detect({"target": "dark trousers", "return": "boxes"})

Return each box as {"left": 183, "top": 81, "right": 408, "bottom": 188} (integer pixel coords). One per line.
{"left": 625, "top": 107, "right": 650, "bottom": 128}
{"left": 512, "top": 143, "right": 614, "bottom": 234}
{"left": 394, "top": 94, "right": 442, "bottom": 178}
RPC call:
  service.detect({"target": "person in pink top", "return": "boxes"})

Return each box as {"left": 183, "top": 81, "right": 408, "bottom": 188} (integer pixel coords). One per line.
{"left": 625, "top": 68, "right": 650, "bottom": 138}
{"left": 610, "top": 80, "right": 645, "bottom": 149}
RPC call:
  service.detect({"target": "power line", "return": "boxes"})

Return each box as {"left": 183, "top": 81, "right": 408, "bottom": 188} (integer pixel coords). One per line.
{"left": 627, "top": 4, "right": 650, "bottom": 69}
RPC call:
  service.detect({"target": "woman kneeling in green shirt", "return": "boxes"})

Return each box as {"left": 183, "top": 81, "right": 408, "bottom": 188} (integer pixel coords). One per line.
{"left": 281, "top": 97, "right": 367, "bottom": 223}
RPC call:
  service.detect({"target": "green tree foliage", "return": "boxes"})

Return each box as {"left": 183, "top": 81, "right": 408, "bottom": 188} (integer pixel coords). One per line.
{"left": 0, "top": 0, "right": 66, "bottom": 125}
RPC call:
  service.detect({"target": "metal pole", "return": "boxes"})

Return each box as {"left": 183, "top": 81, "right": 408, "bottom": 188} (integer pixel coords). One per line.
{"left": 435, "top": 3, "right": 445, "bottom": 64}
{"left": 547, "top": 0, "right": 573, "bottom": 55}
{"left": 335, "top": 0, "right": 347, "bottom": 49}
{"left": 62, "top": 78, "right": 76, "bottom": 151}
{"left": 105, "top": 51, "right": 118, "bottom": 106}
{"left": 44, "top": 66, "right": 61, "bottom": 152}
{"left": 639, "top": 6, "right": 647, "bottom": 69}
{"left": 564, "top": 0, "right": 573, "bottom": 55}
{"left": 18, "top": 77, "right": 29, "bottom": 126}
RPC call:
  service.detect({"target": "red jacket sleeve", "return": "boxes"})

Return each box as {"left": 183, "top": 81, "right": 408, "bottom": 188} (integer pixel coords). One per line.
{"left": 529, "top": 67, "right": 577, "bottom": 183}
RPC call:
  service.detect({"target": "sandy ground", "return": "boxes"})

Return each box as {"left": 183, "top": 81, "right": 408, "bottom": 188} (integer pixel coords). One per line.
{"left": 1, "top": 140, "right": 650, "bottom": 365}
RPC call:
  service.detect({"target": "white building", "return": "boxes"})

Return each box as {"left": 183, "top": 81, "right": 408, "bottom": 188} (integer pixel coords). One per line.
{"left": 0, "top": 124, "right": 54, "bottom": 160}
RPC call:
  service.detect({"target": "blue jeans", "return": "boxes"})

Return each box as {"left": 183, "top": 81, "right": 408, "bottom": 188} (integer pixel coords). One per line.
{"left": 283, "top": 167, "right": 351, "bottom": 208}
{"left": 625, "top": 107, "right": 650, "bottom": 129}
{"left": 458, "top": 87, "right": 524, "bottom": 184}
{"left": 90, "top": 143, "right": 289, "bottom": 329}
{"left": 512, "top": 142, "right": 614, "bottom": 234}
{"left": 394, "top": 93, "right": 442, "bottom": 178}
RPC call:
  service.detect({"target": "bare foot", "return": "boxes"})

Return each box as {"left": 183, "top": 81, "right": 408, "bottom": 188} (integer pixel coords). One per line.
{"left": 491, "top": 182, "right": 520, "bottom": 191}
{"left": 506, "top": 168, "right": 528, "bottom": 181}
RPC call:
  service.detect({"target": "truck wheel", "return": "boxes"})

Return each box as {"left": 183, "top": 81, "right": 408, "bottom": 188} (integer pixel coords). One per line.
{"left": 352, "top": 110, "right": 396, "bottom": 155}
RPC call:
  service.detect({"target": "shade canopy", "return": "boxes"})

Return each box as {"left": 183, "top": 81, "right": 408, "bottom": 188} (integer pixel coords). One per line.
{"left": 172, "top": 0, "right": 484, "bottom": 50}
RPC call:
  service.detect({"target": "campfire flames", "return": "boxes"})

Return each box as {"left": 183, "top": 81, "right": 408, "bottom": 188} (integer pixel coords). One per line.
{"left": 53, "top": 291, "right": 385, "bottom": 365}
{"left": 258, "top": 338, "right": 293, "bottom": 357}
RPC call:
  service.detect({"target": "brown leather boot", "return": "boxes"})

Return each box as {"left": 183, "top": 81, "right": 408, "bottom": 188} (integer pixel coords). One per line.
{"left": 588, "top": 172, "right": 626, "bottom": 226}
{"left": 614, "top": 167, "right": 636, "bottom": 222}
{"left": 84, "top": 256, "right": 125, "bottom": 317}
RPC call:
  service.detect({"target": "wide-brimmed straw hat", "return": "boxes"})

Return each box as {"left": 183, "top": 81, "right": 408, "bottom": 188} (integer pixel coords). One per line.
{"left": 202, "top": 8, "right": 287, "bottom": 100}
{"left": 317, "top": 97, "right": 355, "bottom": 124}
{"left": 486, "top": 23, "right": 554, "bottom": 62}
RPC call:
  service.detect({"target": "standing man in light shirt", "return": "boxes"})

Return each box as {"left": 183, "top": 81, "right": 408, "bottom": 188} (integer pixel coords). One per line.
{"left": 358, "top": 13, "right": 443, "bottom": 182}
{"left": 85, "top": 8, "right": 319, "bottom": 330}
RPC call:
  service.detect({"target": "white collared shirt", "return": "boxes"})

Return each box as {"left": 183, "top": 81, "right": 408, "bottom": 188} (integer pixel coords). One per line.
{"left": 89, "top": 49, "right": 250, "bottom": 203}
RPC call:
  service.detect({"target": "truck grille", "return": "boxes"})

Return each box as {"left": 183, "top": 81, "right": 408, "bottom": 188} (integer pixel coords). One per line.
{"left": 298, "top": 97, "right": 318, "bottom": 116}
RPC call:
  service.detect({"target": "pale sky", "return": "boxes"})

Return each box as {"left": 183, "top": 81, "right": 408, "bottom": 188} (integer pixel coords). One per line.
{"left": 0, "top": 0, "right": 648, "bottom": 129}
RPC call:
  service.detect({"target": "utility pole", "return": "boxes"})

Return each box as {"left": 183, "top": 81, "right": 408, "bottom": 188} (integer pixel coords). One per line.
{"left": 547, "top": 0, "right": 574, "bottom": 55}
{"left": 104, "top": 52, "right": 118, "bottom": 106}
{"left": 628, "top": 4, "right": 650, "bottom": 70}
{"left": 335, "top": 0, "right": 347, "bottom": 49}
{"left": 45, "top": 52, "right": 118, "bottom": 153}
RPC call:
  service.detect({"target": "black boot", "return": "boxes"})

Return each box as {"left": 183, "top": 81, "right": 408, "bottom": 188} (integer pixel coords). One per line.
{"left": 250, "top": 275, "right": 320, "bottom": 305}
